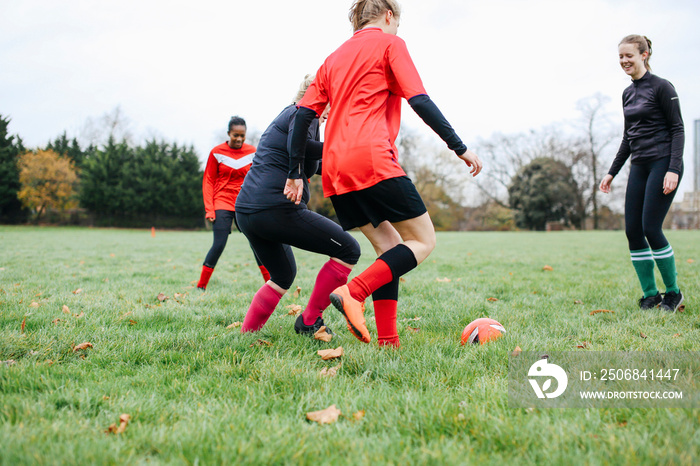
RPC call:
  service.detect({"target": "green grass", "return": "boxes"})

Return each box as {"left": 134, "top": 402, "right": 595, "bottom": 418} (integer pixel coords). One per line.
{"left": 1, "top": 226, "right": 698, "bottom": 465}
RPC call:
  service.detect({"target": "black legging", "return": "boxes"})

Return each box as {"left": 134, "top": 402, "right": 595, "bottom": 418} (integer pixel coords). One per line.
{"left": 203, "top": 210, "right": 263, "bottom": 268}
{"left": 625, "top": 157, "right": 682, "bottom": 251}
{"left": 235, "top": 208, "right": 360, "bottom": 290}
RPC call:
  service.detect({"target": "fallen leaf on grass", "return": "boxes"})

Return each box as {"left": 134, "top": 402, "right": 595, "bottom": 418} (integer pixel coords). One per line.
{"left": 352, "top": 410, "right": 365, "bottom": 421}
{"left": 407, "top": 326, "right": 420, "bottom": 333}
{"left": 401, "top": 316, "right": 422, "bottom": 322}
{"left": 62, "top": 305, "right": 70, "bottom": 314}
{"left": 487, "top": 297, "right": 498, "bottom": 302}
{"left": 21, "top": 316, "right": 26, "bottom": 333}
{"left": 226, "top": 321, "right": 242, "bottom": 329}
{"left": 72, "top": 288, "right": 83, "bottom": 294}
{"left": 74, "top": 311, "right": 84, "bottom": 319}
{"left": 2, "top": 360, "right": 16, "bottom": 367}
{"left": 318, "top": 347, "right": 343, "bottom": 360}
{"left": 399, "top": 277, "right": 406, "bottom": 283}
{"left": 687, "top": 259, "right": 695, "bottom": 264}
{"left": 306, "top": 405, "right": 341, "bottom": 425}
{"left": 52, "top": 318, "right": 62, "bottom": 325}
{"left": 512, "top": 346, "right": 522, "bottom": 357}
{"left": 292, "top": 286, "right": 302, "bottom": 298}
{"left": 109, "top": 253, "right": 116, "bottom": 258}
{"left": 574, "top": 300, "right": 583, "bottom": 305}
{"left": 542, "top": 265, "right": 553, "bottom": 271}
{"left": 285, "top": 304, "right": 303, "bottom": 316}
{"left": 156, "top": 293, "right": 168, "bottom": 302}
{"left": 128, "top": 320, "right": 137, "bottom": 326}
{"left": 576, "top": 341, "right": 591, "bottom": 349}
{"left": 678, "top": 305, "right": 685, "bottom": 313}
{"left": 173, "top": 293, "right": 186, "bottom": 300}
{"left": 250, "top": 339, "right": 272, "bottom": 347}
{"left": 436, "top": 277, "right": 451, "bottom": 283}
{"left": 639, "top": 332, "right": 647, "bottom": 339}
{"left": 320, "top": 363, "right": 341, "bottom": 377}
{"left": 73, "top": 342, "right": 93, "bottom": 352}
{"left": 673, "top": 333, "right": 681, "bottom": 338}
{"left": 106, "top": 414, "right": 131, "bottom": 434}
{"left": 314, "top": 326, "right": 333, "bottom": 342}
{"left": 29, "top": 302, "right": 39, "bottom": 308}
{"left": 589, "top": 309, "right": 614, "bottom": 315}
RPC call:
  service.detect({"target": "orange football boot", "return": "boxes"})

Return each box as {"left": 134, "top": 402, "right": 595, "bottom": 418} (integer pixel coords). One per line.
{"left": 329, "top": 285, "right": 370, "bottom": 343}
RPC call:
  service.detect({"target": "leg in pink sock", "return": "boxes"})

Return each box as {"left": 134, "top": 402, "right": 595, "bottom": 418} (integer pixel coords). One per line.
{"left": 302, "top": 260, "right": 352, "bottom": 326}
{"left": 241, "top": 283, "right": 283, "bottom": 332}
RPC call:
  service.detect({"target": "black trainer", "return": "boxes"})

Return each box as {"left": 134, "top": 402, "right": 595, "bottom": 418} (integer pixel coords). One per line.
{"left": 294, "top": 315, "right": 334, "bottom": 336}
{"left": 638, "top": 293, "right": 662, "bottom": 310}
{"left": 660, "top": 290, "right": 684, "bottom": 312}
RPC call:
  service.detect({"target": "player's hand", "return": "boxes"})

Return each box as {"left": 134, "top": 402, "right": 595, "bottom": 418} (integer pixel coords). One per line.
{"left": 284, "top": 178, "right": 304, "bottom": 205}
{"left": 663, "top": 172, "right": 679, "bottom": 195}
{"left": 206, "top": 215, "right": 215, "bottom": 222}
{"left": 458, "top": 149, "right": 482, "bottom": 176}
{"left": 599, "top": 174, "right": 613, "bottom": 194}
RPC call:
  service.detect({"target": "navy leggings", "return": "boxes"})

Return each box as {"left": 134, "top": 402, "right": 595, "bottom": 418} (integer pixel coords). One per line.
{"left": 625, "top": 158, "right": 682, "bottom": 251}
{"left": 235, "top": 208, "right": 360, "bottom": 290}
{"left": 203, "top": 210, "right": 263, "bottom": 268}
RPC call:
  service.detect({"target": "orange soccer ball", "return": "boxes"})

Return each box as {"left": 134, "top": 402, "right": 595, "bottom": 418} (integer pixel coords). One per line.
{"left": 461, "top": 318, "right": 506, "bottom": 345}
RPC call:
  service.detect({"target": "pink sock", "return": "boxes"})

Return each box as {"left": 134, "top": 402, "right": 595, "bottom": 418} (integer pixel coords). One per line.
{"left": 241, "top": 284, "right": 283, "bottom": 332}
{"left": 302, "top": 260, "right": 352, "bottom": 325}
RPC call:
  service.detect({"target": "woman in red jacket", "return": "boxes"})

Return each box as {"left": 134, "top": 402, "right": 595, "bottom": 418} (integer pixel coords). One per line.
{"left": 287, "top": 0, "right": 482, "bottom": 346}
{"left": 197, "top": 116, "right": 269, "bottom": 289}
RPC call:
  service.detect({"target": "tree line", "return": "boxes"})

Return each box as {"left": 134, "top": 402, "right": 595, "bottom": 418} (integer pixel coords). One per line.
{"left": 1, "top": 96, "right": 623, "bottom": 230}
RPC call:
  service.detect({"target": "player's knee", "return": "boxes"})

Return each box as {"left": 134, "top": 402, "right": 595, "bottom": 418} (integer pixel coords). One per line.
{"left": 340, "top": 236, "right": 361, "bottom": 265}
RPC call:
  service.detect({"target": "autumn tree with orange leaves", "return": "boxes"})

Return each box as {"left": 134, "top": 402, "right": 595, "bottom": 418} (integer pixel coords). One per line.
{"left": 17, "top": 149, "right": 78, "bottom": 222}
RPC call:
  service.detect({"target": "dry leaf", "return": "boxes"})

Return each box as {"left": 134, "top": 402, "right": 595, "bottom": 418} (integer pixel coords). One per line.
{"left": 487, "top": 297, "right": 498, "bottom": 302}
{"left": 512, "top": 346, "right": 522, "bottom": 357}
{"left": 74, "top": 311, "right": 84, "bottom": 319}
{"left": 678, "top": 304, "right": 685, "bottom": 313}
{"left": 673, "top": 333, "right": 681, "bottom": 338}
{"left": 129, "top": 319, "right": 137, "bottom": 326}
{"left": 352, "top": 410, "right": 365, "bottom": 421}
{"left": 62, "top": 305, "right": 70, "bottom": 314}
{"left": 103, "top": 395, "right": 110, "bottom": 400}
{"left": 292, "top": 286, "right": 302, "bottom": 298}
{"left": 407, "top": 326, "right": 420, "bottom": 332}
{"left": 573, "top": 300, "right": 583, "bottom": 305}
{"left": 29, "top": 302, "right": 39, "bottom": 308}
{"left": 576, "top": 341, "right": 590, "bottom": 349}
{"left": 250, "top": 339, "right": 272, "bottom": 347}
{"left": 72, "top": 288, "right": 83, "bottom": 294}
{"left": 306, "top": 405, "right": 341, "bottom": 425}
{"left": 399, "top": 277, "right": 406, "bottom": 283}
{"left": 401, "top": 316, "right": 422, "bottom": 322}
{"left": 318, "top": 347, "right": 344, "bottom": 360}
{"left": 106, "top": 414, "right": 131, "bottom": 434}
{"left": 226, "top": 321, "right": 242, "bottom": 329}
{"left": 2, "top": 360, "right": 16, "bottom": 367}
{"left": 314, "top": 326, "right": 333, "bottom": 342}
{"left": 320, "top": 363, "right": 341, "bottom": 377}
{"left": 589, "top": 309, "right": 614, "bottom": 315}
{"left": 52, "top": 318, "right": 62, "bottom": 324}
{"left": 109, "top": 253, "right": 116, "bottom": 258}
{"left": 542, "top": 265, "right": 553, "bottom": 271}
{"left": 174, "top": 293, "right": 184, "bottom": 300}
{"left": 436, "top": 277, "right": 451, "bottom": 283}
{"left": 21, "top": 316, "right": 26, "bottom": 333}
{"left": 639, "top": 332, "right": 647, "bottom": 339}
{"left": 73, "top": 342, "right": 93, "bottom": 351}
{"left": 156, "top": 293, "right": 168, "bottom": 302}
{"left": 687, "top": 259, "right": 695, "bottom": 264}
{"left": 285, "top": 304, "right": 303, "bottom": 316}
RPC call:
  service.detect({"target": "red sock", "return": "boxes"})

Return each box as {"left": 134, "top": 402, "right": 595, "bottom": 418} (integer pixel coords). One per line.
{"left": 347, "top": 259, "right": 393, "bottom": 302}
{"left": 303, "top": 260, "right": 352, "bottom": 325}
{"left": 259, "top": 265, "right": 271, "bottom": 282}
{"left": 241, "top": 284, "right": 283, "bottom": 332}
{"left": 197, "top": 265, "right": 214, "bottom": 289}
{"left": 374, "top": 299, "right": 399, "bottom": 347}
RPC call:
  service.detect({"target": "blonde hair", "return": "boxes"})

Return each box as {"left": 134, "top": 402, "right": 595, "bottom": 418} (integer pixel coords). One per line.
{"left": 619, "top": 34, "right": 653, "bottom": 71}
{"left": 293, "top": 74, "right": 315, "bottom": 104}
{"left": 348, "top": 0, "right": 401, "bottom": 32}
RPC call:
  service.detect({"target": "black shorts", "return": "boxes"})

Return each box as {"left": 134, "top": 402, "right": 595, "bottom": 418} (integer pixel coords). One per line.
{"left": 330, "top": 176, "right": 427, "bottom": 230}
{"left": 212, "top": 210, "right": 238, "bottom": 233}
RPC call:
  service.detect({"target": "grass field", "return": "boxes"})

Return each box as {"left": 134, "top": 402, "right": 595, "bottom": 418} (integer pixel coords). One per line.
{"left": 1, "top": 226, "right": 699, "bottom": 465}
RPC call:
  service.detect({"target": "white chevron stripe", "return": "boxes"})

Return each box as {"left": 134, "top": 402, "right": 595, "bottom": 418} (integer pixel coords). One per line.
{"left": 214, "top": 152, "right": 255, "bottom": 170}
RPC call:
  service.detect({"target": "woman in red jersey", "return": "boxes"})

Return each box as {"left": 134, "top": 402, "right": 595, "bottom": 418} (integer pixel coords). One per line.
{"left": 287, "top": 0, "right": 483, "bottom": 346}
{"left": 196, "top": 116, "right": 269, "bottom": 290}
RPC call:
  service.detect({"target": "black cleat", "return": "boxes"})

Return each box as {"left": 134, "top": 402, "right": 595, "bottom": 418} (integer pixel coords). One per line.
{"left": 294, "top": 315, "right": 334, "bottom": 336}
{"left": 638, "top": 293, "right": 662, "bottom": 310}
{"left": 660, "top": 290, "right": 684, "bottom": 312}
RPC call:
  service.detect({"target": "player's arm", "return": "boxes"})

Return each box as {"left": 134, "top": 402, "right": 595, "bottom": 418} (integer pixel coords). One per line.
{"left": 202, "top": 152, "right": 217, "bottom": 220}
{"left": 285, "top": 106, "right": 318, "bottom": 204}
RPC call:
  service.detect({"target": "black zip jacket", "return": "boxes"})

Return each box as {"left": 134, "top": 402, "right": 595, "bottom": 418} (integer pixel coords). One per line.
{"left": 608, "top": 72, "right": 684, "bottom": 177}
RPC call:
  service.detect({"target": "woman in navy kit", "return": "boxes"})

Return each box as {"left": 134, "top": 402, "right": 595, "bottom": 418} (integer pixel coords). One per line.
{"left": 235, "top": 76, "right": 361, "bottom": 334}
{"left": 197, "top": 116, "right": 269, "bottom": 290}
{"left": 287, "top": 0, "right": 483, "bottom": 346}
{"left": 600, "top": 34, "right": 685, "bottom": 312}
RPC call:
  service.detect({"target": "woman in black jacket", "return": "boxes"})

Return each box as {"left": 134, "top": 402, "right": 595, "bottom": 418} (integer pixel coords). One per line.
{"left": 600, "top": 34, "right": 685, "bottom": 312}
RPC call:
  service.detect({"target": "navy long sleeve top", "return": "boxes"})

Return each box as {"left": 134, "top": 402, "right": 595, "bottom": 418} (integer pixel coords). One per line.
{"left": 608, "top": 71, "right": 684, "bottom": 177}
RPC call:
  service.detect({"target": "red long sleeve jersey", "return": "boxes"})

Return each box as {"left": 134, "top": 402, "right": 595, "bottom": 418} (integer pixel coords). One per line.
{"left": 202, "top": 142, "right": 256, "bottom": 217}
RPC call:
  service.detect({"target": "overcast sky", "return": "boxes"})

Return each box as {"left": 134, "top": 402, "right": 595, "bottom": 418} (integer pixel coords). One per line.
{"left": 1, "top": 0, "right": 699, "bottom": 196}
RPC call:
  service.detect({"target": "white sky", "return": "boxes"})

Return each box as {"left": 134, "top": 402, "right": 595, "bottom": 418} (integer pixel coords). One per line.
{"left": 1, "top": 0, "right": 699, "bottom": 196}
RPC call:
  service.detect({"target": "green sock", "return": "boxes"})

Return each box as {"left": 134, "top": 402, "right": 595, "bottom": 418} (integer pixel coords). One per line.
{"left": 653, "top": 245, "right": 680, "bottom": 294}
{"left": 630, "top": 248, "right": 658, "bottom": 298}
